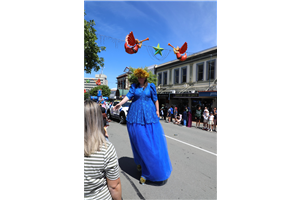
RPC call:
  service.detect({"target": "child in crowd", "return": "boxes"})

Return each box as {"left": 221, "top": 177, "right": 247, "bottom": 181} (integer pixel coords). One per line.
{"left": 202, "top": 110, "right": 208, "bottom": 130}
{"left": 174, "top": 114, "right": 182, "bottom": 125}
{"left": 101, "top": 105, "right": 109, "bottom": 139}
{"left": 208, "top": 112, "right": 214, "bottom": 132}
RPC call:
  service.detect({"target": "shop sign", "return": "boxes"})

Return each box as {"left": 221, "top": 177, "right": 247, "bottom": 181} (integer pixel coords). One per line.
{"left": 199, "top": 92, "right": 217, "bottom": 97}
{"left": 173, "top": 93, "right": 199, "bottom": 98}
{"left": 158, "top": 94, "right": 168, "bottom": 98}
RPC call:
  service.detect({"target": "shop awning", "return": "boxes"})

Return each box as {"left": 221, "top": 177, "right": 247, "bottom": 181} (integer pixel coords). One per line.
{"left": 199, "top": 91, "right": 217, "bottom": 97}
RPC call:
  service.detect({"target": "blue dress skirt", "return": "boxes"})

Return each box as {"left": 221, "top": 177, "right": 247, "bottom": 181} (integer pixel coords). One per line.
{"left": 126, "top": 83, "right": 172, "bottom": 182}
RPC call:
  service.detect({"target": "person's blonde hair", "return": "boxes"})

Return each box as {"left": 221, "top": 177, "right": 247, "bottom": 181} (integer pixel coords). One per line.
{"left": 84, "top": 100, "right": 107, "bottom": 156}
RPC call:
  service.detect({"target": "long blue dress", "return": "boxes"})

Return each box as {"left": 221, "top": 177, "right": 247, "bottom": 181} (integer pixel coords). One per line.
{"left": 126, "top": 83, "right": 172, "bottom": 182}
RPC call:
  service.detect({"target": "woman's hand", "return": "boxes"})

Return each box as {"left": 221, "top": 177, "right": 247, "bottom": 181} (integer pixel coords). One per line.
{"left": 114, "top": 104, "right": 121, "bottom": 111}
{"left": 156, "top": 110, "right": 160, "bottom": 118}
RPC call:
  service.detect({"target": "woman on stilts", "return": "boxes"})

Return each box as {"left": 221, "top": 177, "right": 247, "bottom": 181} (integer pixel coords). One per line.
{"left": 114, "top": 68, "right": 172, "bottom": 185}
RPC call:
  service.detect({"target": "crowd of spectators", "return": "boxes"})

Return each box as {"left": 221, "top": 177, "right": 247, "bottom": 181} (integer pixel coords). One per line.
{"left": 160, "top": 104, "right": 217, "bottom": 132}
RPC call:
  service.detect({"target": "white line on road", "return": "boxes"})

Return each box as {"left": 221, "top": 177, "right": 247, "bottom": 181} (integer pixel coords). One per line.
{"left": 165, "top": 135, "right": 217, "bottom": 156}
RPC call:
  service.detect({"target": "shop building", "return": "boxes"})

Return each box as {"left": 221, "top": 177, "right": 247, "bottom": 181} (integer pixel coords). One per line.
{"left": 116, "top": 72, "right": 132, "bottom": 98}
{"left": 155, "top": 46, "right": 217, "bottom": 116}
{"left": 84, "top": 74, "right": 108, "bottom": 92}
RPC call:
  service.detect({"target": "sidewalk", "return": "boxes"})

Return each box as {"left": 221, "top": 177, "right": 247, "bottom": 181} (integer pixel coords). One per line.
{"left": 162, "top": 119, "right": 217, "bottom": 132}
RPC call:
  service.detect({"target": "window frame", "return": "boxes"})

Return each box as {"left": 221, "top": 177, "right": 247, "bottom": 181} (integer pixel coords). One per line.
{"left": 157, "top": 72, "right": 162, "bottom": 85}
{"left": 206, "top": 59, "right": 216, "bottom": 81}
{"left": 174, "top": 68, "right": 180, "bottom": 84}
{"left": 181, "top": 66, "right": 187, "bottom": 83}
{"left": 196, "top": 62, "right": 204, "bottom": 82}
{"left": 163, "top": 71, "right": 168, "bottom": 85}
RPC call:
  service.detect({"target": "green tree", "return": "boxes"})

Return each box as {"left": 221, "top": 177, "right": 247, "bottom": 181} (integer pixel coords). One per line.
{"left": 84, "top": 12, "right": 106, "bottom": 74}
{"left": 89, "top": 85, "right": 111, "bottom": 97}
{"left": 128, "top": 66, "right": 157, "bottom": 86}
{"left": 84, "top": 91, "right": 90, "bottom": 100}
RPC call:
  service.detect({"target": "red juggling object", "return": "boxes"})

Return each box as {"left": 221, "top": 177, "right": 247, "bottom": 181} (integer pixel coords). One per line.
{"left": 124, "top": 31, "right": 149, "bottom": 54}
{"left": 168, "top": 42, "right": 188, "bottom": 61}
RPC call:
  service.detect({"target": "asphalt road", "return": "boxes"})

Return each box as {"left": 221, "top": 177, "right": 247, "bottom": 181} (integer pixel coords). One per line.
{"left": 106, "top": 118, "right": 217, "bottom": 200}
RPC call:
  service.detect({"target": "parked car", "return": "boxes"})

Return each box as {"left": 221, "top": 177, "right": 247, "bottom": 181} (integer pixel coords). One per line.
{"left": 106, "top": 100, "right": 132, "bottom": 124}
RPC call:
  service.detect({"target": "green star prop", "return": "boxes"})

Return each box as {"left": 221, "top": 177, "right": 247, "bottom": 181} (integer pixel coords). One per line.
{"left": 86, "top": 79, "right": 90, "bottom": 83}
{"left": 153, "top": 43, "right": 164, "bottom": 56}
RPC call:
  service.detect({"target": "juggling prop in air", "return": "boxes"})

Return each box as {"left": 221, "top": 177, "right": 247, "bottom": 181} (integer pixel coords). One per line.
{"left": 95, "top": 79, "right": 101, "bottom": 85}
{"left": 168, "top": 42, "right": 188, "bottom": 61}
{"left": 124, "top": 31, "right": 149, "bottom": 54}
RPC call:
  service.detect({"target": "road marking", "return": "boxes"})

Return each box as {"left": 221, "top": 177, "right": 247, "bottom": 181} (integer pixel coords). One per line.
{"left": 165, "top": 135, "right": 217, "bottom": 156}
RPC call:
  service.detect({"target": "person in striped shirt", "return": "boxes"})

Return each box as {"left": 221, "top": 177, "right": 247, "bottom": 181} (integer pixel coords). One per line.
{"left": 84, "top": 100, "right": 122, "bottom": 200}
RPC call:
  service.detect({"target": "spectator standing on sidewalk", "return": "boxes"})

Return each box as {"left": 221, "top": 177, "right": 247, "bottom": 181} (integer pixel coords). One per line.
{"left": 173, "top": 107, "right": 178, "bottom": 123}
{"left": 213, "top": 107, "right": 217, "bottom": 132}
{"left": 182, "top": 107, "right": 188, "bottom": 127}
{"left": 203, "top": 110, "right": 209, "bottom": 130}
{"left": 187, "top": 107, "right": 192, "bottom": 127}
{"left": 169, "top": 106, "right": 174, "bottom": 123}
{"left": 160, "top": 104, "right": 165, "bottom": 120}
{"left": 195, "top": 106, "right": 202, "bottom": 129}
{"left": 204, "top": 107, "right": 208, "bottom": 113}
{"left": 166, "top": 106, "right": 171, "bottom": 123}
{"left": 163, "top": 105, "right": 168, "bottom": 121}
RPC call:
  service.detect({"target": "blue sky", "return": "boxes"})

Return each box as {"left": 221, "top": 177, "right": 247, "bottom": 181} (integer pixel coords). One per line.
{"left": 84, "top": 1, "right": 217, "bottom": 89}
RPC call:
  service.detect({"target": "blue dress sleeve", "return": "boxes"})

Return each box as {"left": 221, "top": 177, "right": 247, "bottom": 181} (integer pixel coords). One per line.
{"left": 126, "top": 83, "right": 136, "bottom": 100}
{"left": 150, "top": 83, "right": 158, "bottom": 102}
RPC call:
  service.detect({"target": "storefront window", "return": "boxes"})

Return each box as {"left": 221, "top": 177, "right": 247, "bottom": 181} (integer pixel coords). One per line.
{"left": 176, "top": 99, "right": 189, "bottom": 114}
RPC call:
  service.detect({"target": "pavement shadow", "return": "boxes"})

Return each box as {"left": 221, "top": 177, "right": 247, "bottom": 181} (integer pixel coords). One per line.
{"left": 118, "top": 157, "right": 140, "bottom": 181}
{"left": 118, "top": 156, "right": 169, "bottom": 186}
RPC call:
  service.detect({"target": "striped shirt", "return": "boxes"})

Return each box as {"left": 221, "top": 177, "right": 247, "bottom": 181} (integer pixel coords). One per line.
{"left": 84, "top": 141, "right": 120, "bottom": 200}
